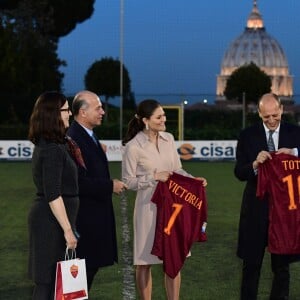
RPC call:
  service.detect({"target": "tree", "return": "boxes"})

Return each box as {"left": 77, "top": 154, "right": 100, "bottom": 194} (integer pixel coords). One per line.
{"left": 0, "top": 23, "right": 64, "bottom": 123}
{"left": 0, "top": 0, "right": 95, "bottom": 37}
{"left": 0, "top": 0, "right": 95, "bottom": 123}
{"left": 224, "top": 62, "right": 271, "bottom": 106}
{"left": 84, "top": 57, "right": 133, "bottom": 117}
{"left": 123, "top": 91, "right": 137, "bottom": 110}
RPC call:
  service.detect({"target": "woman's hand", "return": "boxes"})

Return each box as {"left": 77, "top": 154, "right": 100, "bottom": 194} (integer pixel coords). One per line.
{"left": 154, "top": 170, "right": 173, "bottom": 182}
{"left": 195, "top": 177, "right": 208, "bottom": 187}
{"left": 49, "top": 196, "right": 78, "bottom": 250}
{"left": 64, "top": 228, "right": 77, "bottom": 250}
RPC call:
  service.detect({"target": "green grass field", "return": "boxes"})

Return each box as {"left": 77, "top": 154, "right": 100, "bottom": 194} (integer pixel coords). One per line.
{"left": 1, "top": 161, "right": 300, "bottom": 299}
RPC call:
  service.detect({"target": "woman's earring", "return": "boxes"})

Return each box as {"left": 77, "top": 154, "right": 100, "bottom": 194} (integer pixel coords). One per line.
{"left": 146, "top": 123, "right": 149, "bottom": 130}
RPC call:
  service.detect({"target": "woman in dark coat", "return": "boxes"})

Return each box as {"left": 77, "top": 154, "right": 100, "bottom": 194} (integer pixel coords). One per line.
{"left": 28, "top": 91, "right": 79, "bottom": 300}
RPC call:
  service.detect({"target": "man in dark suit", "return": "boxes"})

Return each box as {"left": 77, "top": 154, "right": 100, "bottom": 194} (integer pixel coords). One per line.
{"left": 234, "top": 93, "right": 300, "bottom": 300}
{"left": 67, "top": 90, "right": 127, "bottom": 290}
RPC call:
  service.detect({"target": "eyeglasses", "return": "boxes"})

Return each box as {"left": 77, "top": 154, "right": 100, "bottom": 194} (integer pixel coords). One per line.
{"left": 60, "top": 108, "right": 71, "bottom": 113}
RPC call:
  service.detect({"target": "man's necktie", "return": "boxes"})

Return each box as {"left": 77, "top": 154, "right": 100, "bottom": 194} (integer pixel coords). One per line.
{"left": 267, "top": 130, "right": 275, "bottom": 151}
{"left": 65, "top": 136, "right": 86, "bottom": 169}
{"left": 91, "top": 133, "right": 99, "bottom": 146}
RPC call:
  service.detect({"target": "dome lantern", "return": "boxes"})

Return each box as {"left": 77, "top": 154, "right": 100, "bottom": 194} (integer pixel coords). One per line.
{"left": 247, "top": 0, "right": 264, "bottom": 29}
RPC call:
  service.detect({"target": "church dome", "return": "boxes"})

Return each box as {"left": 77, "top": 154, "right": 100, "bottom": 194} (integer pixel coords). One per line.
{"left": 222, "top": 29, "right": 288, "bottom": 71}
{"left": 216, "top": 1, "right": 293, "bottom": 104}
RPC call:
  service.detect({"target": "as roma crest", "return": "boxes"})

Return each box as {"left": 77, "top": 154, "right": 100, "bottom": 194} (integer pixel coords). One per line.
{"left": 70, "top": 264, "right": 78, "bottom": 278}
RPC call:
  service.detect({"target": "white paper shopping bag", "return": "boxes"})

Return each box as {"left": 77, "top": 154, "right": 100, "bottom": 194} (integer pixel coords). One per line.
{"left": 54, "top": 249, "right": 88, "bottom": 300}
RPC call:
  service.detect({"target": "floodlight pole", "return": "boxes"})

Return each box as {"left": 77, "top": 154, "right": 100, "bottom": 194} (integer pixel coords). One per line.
{"left": 242, "top": 92, "right": 246, "bottom": 129}
{"left": 181, "top": 101, "right": 184, "bottom": 141}
{"left": 119, "top": 3, "right": 136, "bottom": 299}
{"left": 119, "top": 0, "right": 124, "bottom": 141}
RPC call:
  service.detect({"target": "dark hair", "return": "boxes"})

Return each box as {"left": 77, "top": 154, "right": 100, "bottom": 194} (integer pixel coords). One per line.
{"left": 28, "top": 91, "right": 68, "bottom": 145}
{"left": 72, "top": 96, "right": 89, "bottom": 116}
{"left": 122, "top": 99, "right": 161, "bottom": 145}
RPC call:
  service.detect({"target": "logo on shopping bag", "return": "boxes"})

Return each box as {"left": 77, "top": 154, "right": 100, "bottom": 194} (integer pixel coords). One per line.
{"left": 70, "top": 264, "right": 78, "bottom": 278}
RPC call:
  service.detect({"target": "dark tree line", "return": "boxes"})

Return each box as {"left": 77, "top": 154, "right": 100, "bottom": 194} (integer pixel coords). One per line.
{"left": 0, "top": 0, "right": 95, "bottom": 123}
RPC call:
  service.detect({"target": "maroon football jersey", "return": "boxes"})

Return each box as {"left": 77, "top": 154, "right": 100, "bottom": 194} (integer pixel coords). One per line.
{"left": 151, "top": 172, "right": 207, "bottom": 278}
{"left": 257, "top": 152, "right": 300, "bottom": 254}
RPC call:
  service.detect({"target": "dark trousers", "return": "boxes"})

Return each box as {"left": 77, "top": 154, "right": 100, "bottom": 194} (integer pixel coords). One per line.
{"left": 269, "top": 254, "right": 290, "bottom": 300}
{"left": 86, "top": 266, "right": 99, "bottom": 291}
{"left": 240, "top": 254, "right": 289, "bottom": 300}
{"left": 32, "top": 282, "right": 54, "bottom": 300}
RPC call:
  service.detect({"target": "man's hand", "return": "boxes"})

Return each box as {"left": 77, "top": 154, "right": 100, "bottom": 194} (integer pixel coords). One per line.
{"left": 113, "top": 179, "right": 128, "bottom": 195}
{"left": 276, "top": 148, "right": 296, "bottom": 156}
{"left": 253, "top": 150, "right": 272, "bottom": 169}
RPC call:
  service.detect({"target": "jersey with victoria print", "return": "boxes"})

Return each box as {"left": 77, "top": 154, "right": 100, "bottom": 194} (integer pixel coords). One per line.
{"left": 257, "top": 152, "right": 300, "bottom": 254}
{"left": 151, "top": 172, "right": 207, "bottom": 278}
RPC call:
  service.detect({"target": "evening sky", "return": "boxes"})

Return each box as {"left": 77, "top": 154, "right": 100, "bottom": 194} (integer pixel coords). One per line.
{"left": 58, "top": 0, "right": 300, "bottom": 105}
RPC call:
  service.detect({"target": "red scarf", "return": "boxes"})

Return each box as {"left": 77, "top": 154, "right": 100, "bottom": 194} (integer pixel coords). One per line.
{"left": 65, "top": 136, "right": 86, "bottom": 169}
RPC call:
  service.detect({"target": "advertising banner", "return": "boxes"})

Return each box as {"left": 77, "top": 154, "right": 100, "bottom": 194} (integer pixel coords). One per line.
{"left": 0, "top": 140, "right": 237, "bottom": 161}
{"left": 176, "top": 140, "right": 237, "bottom": 161}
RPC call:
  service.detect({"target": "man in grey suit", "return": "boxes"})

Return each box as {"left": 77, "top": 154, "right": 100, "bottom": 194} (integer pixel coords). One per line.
{"left": 67, "top": 90, "right": 127, "bottom": 291}
{"left": 234, "top": 93, "right": 300, "bottom": 300}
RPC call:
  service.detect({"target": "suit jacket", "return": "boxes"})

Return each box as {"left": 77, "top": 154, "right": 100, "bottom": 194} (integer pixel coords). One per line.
{"left": 67, "top": 120, "right": 118, "bottom": 268}
{"left": 234, "top": 121, "right": 300, "bottom": 262}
